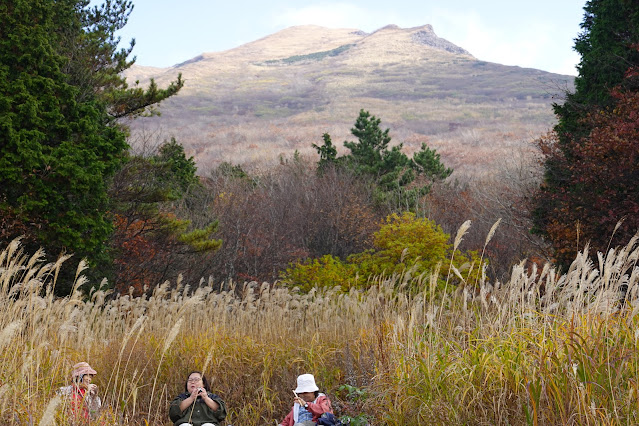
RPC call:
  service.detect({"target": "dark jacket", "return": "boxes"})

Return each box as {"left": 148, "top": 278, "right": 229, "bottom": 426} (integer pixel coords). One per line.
{"left": 169, "top": 392, "right": 227, "bottom": 426}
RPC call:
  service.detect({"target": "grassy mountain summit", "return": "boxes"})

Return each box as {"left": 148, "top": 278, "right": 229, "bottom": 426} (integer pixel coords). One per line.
{"left": 124, "top": 24, "right": 573, "bottom": 176}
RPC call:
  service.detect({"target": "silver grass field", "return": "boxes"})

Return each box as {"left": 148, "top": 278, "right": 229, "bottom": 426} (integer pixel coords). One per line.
{"left": 1, "top": 228, "right": 639, "bottom": 425}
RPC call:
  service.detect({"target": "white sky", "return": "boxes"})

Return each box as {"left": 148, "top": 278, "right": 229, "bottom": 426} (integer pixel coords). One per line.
{"left": 114, "top": 0, "right": 587, "bottom": 76}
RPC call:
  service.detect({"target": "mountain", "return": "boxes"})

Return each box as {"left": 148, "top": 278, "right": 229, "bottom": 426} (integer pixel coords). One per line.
{"left": 124, "top": 24, "right": 573, "bottom": 177}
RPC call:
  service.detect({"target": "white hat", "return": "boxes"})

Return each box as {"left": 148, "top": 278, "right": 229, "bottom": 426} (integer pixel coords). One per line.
{"left": 294, "top": 374, "right": 319, "bottom": 393}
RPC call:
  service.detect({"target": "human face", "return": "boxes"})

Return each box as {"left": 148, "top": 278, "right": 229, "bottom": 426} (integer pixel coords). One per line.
{"left": 187, "top": 373, "right": 204, "bottom": 393}
{"left": 296, "top": 391, "right": 315, "bottom": 402}
{"left": 82, "top": 374, "right": 94, "bottom": 384}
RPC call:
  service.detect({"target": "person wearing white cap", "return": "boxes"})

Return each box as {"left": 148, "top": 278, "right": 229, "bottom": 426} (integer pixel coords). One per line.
{"left": 279, "top": 374, "right": 334, "bottom": 426}
{"left": 57, "top": 361, "right": 102, "bottom": 421}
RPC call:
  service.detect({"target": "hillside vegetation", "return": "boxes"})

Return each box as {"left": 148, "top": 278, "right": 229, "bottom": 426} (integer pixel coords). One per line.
{"left": 124, "top": 24, "right": 573, "bottom": 177}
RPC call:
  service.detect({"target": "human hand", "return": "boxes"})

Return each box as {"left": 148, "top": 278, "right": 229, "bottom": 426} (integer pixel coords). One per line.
{"left": 88, "top": 384, "right": 98, "bottom": 395}
{"left": 190, "top": 387, "right": 202, "bottom": 400}
{"left": 294, "top": 396, "right": 306, "bottom": 406}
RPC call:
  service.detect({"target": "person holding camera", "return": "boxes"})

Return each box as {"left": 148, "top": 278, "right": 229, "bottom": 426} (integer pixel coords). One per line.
{"left": 279, "top": 374, "right": 335, "bottom": 426}
{"left": 57, "top": 361, "right": 102, "bottom": 421}
{"left": 169, "top": 371, "right": 227, "bottom": 426}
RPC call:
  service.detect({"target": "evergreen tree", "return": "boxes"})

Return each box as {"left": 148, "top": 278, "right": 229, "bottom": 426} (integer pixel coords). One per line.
{"left": 312, "top": 133, "right": 337, "bottom": 172}
{"left": 155, "top": 137, "right": 199, "bottom": 196}
{"left": 0, "top": 0, "right": 182, "bottom": 293}
{"left": 570, "top": 0, "right": 639, "bottom": 106}
{"left": 316, "top": 110, "right": 452, "bottom": 211}
{"left": 56, "top": 0, "right": 184, "bottom": 119}
{"left": 343, "top": 110, "right": 414, "bottom": 192}
{"left": 552, "top": 0, "right": 639, "bottom": 142}
{"left": 412, "top": 143, "right": 453, "bottom": 185}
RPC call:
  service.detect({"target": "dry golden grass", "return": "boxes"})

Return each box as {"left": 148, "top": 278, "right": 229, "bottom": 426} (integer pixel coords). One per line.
{"left": 1, "top": 228, "right": 638, "bottom": 424}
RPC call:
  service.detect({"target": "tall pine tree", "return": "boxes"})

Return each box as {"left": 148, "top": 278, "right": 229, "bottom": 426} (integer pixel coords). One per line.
{"left": 315, "top": 110, "right": 452, "bottom": 212}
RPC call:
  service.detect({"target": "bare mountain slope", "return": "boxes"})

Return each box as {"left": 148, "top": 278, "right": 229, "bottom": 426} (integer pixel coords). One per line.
{"left": 124, "top": 24, "right": 573, "bottom": 177}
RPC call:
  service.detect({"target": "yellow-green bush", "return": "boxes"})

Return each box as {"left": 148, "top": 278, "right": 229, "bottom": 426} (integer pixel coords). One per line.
{"left": 281, "top": 254, "right": 356, "bottom": 293}
{"left": 283, "top": 212, "right": 484, "bottom": 291}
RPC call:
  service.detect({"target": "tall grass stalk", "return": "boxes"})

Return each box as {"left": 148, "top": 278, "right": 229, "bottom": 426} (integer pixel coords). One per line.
{"left": 37, "top": 395, "right": 60, "bottom": 426}
{"left": 438, "top": 219, "right": 471, "bottom": 322}
{"left": 148, "top": 317, "right": 183, "bottom": 419}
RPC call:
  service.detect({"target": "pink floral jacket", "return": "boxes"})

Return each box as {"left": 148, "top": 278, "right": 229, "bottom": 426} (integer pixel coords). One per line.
{"left": 279, "top": 394, "right": 333, "bottom": 426}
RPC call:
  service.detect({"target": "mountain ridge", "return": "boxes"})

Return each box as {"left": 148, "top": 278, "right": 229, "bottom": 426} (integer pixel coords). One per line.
{"left": 124, "top": 24, "right": 573, "bottom": 177}
{"left": 128, "top": 24, "right": 474, "bottom": 82}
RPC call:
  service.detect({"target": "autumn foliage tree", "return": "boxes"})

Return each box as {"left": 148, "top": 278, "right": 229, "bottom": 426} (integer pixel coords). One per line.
{"left": 534, "top": 0, "right": 639, "bottom": 268}
{"left": 200, "top": 158, "right": 382, "bottom": 285}
{"left": 106, "top": 139, "right": 220, "bottom": 294}
{"left": 536, "top": 68, "right": 639, "bottom": 264}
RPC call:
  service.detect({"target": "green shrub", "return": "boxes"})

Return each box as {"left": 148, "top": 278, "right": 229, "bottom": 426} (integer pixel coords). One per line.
{"left": 282, "top": 212, "right": 484, "bottom": 292}
{"left": 281, "top": 254, "right": 356, "bottom": 293}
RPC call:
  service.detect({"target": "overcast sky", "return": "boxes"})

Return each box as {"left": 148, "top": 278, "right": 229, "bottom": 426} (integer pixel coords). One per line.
{"left": 114, "top": 0, "right": 587, "bottom": 75}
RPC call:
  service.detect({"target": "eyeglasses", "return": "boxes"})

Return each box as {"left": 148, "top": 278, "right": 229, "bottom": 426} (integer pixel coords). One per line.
{"left": 187, "top": 377, "right": 203, "bottom": 383}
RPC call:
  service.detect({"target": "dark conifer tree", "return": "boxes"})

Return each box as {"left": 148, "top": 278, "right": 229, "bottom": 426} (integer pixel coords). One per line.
{"left": 0, "top": 0, "right": 182, "bottom": 294}
{"left": 318, "top": 110, "right": 451, "bottom": 212}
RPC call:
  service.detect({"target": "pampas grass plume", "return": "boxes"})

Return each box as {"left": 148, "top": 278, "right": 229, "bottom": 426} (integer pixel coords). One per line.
{"left": 0, "top": 320, "right": 22, "bottom": 350}
{"left": 453, "top": 220, "right": 472, "bottom": 251}
{"left": 38, "top": 395, "right": 61, "bottom": 426}
{"left": 485, "top": 218, "right": 501, "bottom": 247}
{"left": 163, "top": 317, "right": 183, "bottom": 354}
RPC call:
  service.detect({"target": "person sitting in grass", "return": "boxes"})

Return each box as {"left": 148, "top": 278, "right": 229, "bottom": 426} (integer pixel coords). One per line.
{"left": 279, "top": 373, "right": 334, "bottom": 426}
{"left": 169, "top": 371, "right": 227, "bottom": 426}
{"left": 57, "top": 361, "right": 102, "bottom": 421}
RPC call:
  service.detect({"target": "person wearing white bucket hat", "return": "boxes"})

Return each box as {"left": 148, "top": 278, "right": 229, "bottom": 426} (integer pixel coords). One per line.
{"left": 279, "top": 374, "right": 334, "bottom": 426}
